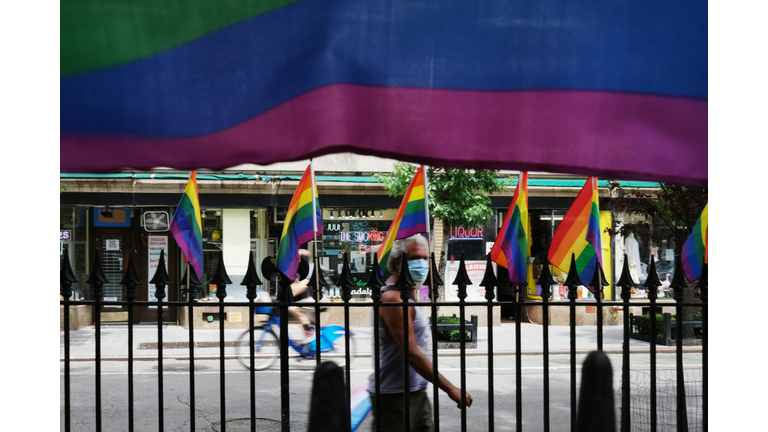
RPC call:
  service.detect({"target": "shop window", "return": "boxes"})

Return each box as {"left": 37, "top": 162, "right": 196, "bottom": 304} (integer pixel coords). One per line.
{"left": 319, "top": 208, "right": 396, "bottom": 300}
{"left": 250, "top": 209, "right": 267, "bottom": 291}
{"left": 60, "top": 206, "right": 88, "bottom": 300}
{"left": 200, "top": 209, "right": 223, "bottom": 298}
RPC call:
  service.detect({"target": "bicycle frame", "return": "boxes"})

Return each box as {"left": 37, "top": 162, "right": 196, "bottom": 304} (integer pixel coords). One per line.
{"left": 257, "top": 312, "right": 353, "bottom": 357}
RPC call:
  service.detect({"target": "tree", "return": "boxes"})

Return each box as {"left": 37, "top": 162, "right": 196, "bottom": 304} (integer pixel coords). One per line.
{"left": 375, "top": 163, "right": 505, "bottom": 292}
{"left": 605, "top": 182, "right": 707, "bottom": 338}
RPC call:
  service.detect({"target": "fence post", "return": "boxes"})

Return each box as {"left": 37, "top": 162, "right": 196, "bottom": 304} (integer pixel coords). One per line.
{"left": 87, "top": 249, "right": 109, "bottom": 432}
{"left": 277, "top": 267, "right": 294, "bottom": 432}
{"left": 180, "top": 263, "right": 201, "bottom": 432}
{"left": 308, "top": 362, "right": 351, "bottom": 432}
{"left": 149, "top": 249, "right": 171, "bottom": 432}
{"left": 366, "top": 257, "right": 386, "bottom": 432}
{"left": 396, "top": 254, "right": 415, "bottom": 432}
{"left": 119, "top": 251, "right": 141, "bottom": 432}
{"left": 337, "top": 252, "right": 355, "bottom": 422}
{"left": 453, "top": 253, "right": 472, "bottom": 432}
{"left": 588, "top": 263, "right": 609, "bottom": 351}
{"left": 425, "top": 252, "right": 443, "bottom": 431}
{"left": 536, "top": 257, "right": 557, "bottom": 432}
{"left": 211, "top": 249, "right": 232, "bottom": 432}
{"left": 576, "top": 350, "right": 616, "bottom": 432}
{"left": 616, "top": 253, "right": 636, "bottom": 432}
{"left": 644, "top": 256, "right": 662, "bottom": 432}
{"left": 241, "top": 251, "right": 263, "bottom": 432}
{"left": 480, "top": 254, "right": 498, "bottom": 432}
{"left": 564, "top": 253, "right": 584, "bottom": 432}
{"left": 697, "top": 264, "right": 707, "bottom": 432}
{"left": 670, "top": 255, "right": 689, "bottom": 432}
{"left": 60, "top": 246, "right": 78, "bottom": 432}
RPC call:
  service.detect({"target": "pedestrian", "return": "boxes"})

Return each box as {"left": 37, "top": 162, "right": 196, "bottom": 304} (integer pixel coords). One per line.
{"left": 368, "top": 234, "right": 473, "bottom": 431}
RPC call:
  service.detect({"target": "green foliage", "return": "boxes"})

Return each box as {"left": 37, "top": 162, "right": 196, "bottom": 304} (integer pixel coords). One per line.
{"left": 633, "top": 312, "right": 703, "bottom": 339}
{"left": 374, "top": 163, "right": 504, "bottom": 228}
{"left": 434, "top": 316, "right": 472, "bottom": 342}
{"left": 605, "top": 183, "right": 707, "bottom": 252}
{"left": 60, "top": 183, "right": 69, "bottom": 194}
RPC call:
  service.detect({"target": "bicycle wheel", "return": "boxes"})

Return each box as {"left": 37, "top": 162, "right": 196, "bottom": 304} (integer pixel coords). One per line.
{"left": 235, "top": 327, "right": 280, "bottom": 371}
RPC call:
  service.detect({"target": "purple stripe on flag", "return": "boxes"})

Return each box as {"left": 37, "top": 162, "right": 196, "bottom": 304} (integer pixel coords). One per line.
{"left": 396, "top": 223, "right": 427, "bottom": 240}
{"left": 61, "top": 85, "right": 707, "bottom": 186}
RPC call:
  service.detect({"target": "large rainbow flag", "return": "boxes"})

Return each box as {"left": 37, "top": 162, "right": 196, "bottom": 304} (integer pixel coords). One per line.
{"left": 490, "top": 172, "right": 529, "bottom": 285}
{"left": 681, "top": 203, "right": 708, "bottom": 282}
{"left": 60, "top": 1, "right": 706, "bottom": 187}
{"left": 548, "top": 177, "right": 602, "bottom": 289}
{"left": 276, "top": 164, "right": 323, "bottom": 280}
{"left": 377, "top": 166, "right": 427, "bottom": 273}
{"left": 169, "top": 171, "right": 203, "bottom": 279}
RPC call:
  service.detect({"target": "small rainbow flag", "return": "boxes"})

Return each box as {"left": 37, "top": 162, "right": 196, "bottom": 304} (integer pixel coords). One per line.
{"left": 681, "top": 203, "right": 708, "bottom": 282}
{"left": 276, "top": 164, "right": 323, "bottom": 280}
{"left": 490, "top": 172, "right": 529, "bottom": 285}
{"left": 548, "top": 177, "right": 602, "bottom": 289}
{"left": 377, "top": 166, "right": 427, "bottom": 273}
{"left": 169, "top": 171, "right": 203, "bottom": 279}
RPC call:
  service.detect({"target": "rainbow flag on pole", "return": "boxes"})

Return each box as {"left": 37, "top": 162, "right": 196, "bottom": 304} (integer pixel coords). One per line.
{"left": 490, "top": 172, "right": 529, "bottom": 285}
{"left": 681, "top": 203, "right": 708, "bottom": 282}
{"left": 276, "top": 164, "right": 323, "bottom": 280}
{"left": 377, "top": 166, "right": 427, "bottom": 273}
{"left": 169, "top": 171, "right": 204, "bottom": 279}
{"left": 548, "top": 177, "right": 602, "bottom": 289}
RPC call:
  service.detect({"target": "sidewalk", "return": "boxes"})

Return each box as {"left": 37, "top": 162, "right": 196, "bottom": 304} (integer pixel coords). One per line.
{"left": 60, "top": 321, "right": 700, "bottom": 362}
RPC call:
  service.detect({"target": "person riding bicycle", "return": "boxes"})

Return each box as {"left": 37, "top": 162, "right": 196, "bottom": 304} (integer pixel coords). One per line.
{"left": 289, "top": 249, "right": 317, "bottom": 344}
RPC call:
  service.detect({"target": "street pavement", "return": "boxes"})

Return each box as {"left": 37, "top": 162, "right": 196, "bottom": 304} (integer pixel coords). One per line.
{"left": 60, "top": 319, "right": 701, "bottom": 361}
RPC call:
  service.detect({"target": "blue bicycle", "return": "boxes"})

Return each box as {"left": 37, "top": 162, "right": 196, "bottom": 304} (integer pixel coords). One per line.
{"left": 235, "top": 302, "right": 356, "bottom": 371}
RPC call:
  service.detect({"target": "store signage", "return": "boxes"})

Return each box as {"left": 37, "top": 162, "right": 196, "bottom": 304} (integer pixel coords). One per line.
{"left": 324, "top": 223, "right": 343, "bottom": 232}
{"left": 148, "top": 235, "right": 169, "bottom": 307}
{"left": 449, "top": 226, "right": 484, "bottom": 239}
{"left": 339, "top": 228, "right": 386, "bottom": 243}
{"left": 60, "top": 230, "right": 71, "bottom": 240}
{"left": 358, "top": 244, "right": 382, "bottom": 254}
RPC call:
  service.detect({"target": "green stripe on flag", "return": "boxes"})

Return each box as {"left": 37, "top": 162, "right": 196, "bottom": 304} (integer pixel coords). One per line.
{"left": 61, "top": 0, "right": 302, "bottom": 75}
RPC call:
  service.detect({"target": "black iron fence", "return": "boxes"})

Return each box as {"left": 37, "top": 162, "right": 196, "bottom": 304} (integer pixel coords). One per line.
{"left": 60, "top": 246, "right": 707, "bottom": 432}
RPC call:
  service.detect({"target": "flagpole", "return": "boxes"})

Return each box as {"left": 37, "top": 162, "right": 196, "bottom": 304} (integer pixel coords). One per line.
{"left": 422, "top": 165, "right": 435, "bottom": 303}
{"left": 309, "top": 160, "right": 320, "bottom": 283}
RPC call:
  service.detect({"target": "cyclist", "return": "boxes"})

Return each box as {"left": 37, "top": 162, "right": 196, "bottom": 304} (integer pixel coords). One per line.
{"left": 288, "top": 249, "right": 316, "bottom": 344}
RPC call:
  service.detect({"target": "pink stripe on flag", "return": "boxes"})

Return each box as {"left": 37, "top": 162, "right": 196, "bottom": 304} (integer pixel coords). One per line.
{"left": 61, "top": 85, "right": 707, "bottom": 186}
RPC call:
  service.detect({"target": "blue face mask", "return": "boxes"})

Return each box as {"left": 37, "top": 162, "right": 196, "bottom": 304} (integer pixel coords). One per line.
{"left": 407, "top": 259, "right": 429, "bottom": 285}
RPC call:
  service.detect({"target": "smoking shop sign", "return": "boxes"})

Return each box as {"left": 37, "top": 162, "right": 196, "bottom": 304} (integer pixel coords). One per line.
{"left": 148, "top": 236, "right": 169, "bottom": 306}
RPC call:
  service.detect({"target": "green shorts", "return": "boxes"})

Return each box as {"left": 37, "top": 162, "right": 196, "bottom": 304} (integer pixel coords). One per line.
{"left": 368, "top": 390, "right": 434, "bottom": 432}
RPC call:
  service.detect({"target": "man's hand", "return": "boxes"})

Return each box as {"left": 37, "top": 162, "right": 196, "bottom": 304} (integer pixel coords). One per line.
{"left": 446, "top": 386, "right": 473, "bottom": 409}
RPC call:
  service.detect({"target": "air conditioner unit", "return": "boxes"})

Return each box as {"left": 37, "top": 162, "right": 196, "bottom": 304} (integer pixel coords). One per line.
{"left": 142, "top": 211, "right": 170, "bottom": 232}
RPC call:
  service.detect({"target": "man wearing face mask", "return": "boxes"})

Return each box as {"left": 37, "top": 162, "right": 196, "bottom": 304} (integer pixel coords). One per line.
{"left": 368, "top": 234, "right": 473, "bottom": 431}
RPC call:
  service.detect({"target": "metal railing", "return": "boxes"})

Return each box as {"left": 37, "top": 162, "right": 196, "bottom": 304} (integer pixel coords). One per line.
{"left": 60, "top": 246, "right": 707, "bottom": 432}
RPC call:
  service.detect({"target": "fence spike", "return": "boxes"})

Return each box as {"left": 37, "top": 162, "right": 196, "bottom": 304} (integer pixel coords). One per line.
{"left": 120, "top": 250, "right": 141, "bottom": 301}
{"left": 209, "top": 250, "right": 232, "bottom": 299}
{"left": 61, "top": 245, "right": 78, "bottom": 285}
{"left": 87, "top": 249, "right": 109, "bottom": 286}
{"left": 425, "top": 252, "right": 444, "bottom": 287}
{"left": 616, "top": 253, "right": 636, "bottom": 288}
{"left": 536, "top": 256, "right": 556, "bottom": 287}
{"left": 395, "top": 254, "right": 415, "bottom": 300}
{"left": 366, "top": 255, "right": 386, "bottom": 302}
{"left": 480, "top": 254, "right": 497, "bottom": 302}
{"left": 336, "top": 252, "right": 355, "bottom": 301}
{"left": 588, "top": 262, "right": 609, "bottom": 290}
{"left": 452, "top": 252, "right": 473, "bottom": 286}
{"left": 149, "top": 249, "right": 171, "bottom": 285}
{"left": 669, "top": 254, "right": 688, "bottom": 292}
{"left": 241, "top": 251, "right": 262, "bottom": 301}
{"left": 563, "top": 253, "right": 584, "bottom": 289}
{"left": 644, "top": 256, "right": 662, "bottom": 289}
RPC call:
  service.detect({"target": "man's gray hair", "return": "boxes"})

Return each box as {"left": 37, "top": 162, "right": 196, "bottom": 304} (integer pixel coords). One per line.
{"left": 387, "top": 234, "right": 428, "bottom": 274}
